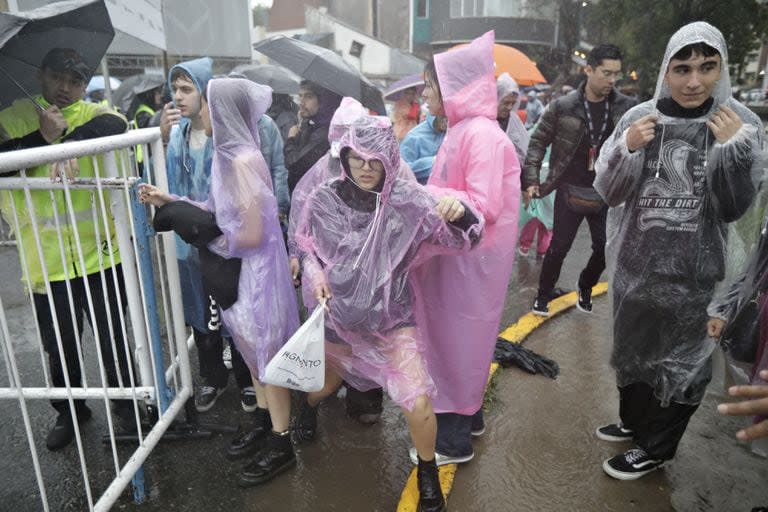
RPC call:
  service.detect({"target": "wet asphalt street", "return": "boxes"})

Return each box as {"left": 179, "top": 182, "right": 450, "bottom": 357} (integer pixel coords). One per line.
{"left": 2, "top": 222, "right": 768, "bottom": 511}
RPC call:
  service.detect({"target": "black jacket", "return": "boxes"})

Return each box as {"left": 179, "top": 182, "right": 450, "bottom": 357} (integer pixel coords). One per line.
{"left": 522, "top": 83, "right": 636, "bottom": 195}
{"left": 284, "top": 120, "right": 330, "bottom": 194}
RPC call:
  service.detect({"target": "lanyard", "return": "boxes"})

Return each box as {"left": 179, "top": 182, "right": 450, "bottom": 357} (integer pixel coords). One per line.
{"left": 583, "top": 98, "right": 610, "bottom": 148}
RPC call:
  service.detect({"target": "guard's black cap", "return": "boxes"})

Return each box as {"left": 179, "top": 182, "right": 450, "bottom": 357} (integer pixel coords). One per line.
{"left": 41, "top": 48, "right": 91, "bottom": 82}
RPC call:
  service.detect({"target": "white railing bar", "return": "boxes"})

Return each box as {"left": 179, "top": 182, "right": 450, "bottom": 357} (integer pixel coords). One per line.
{"left": 0, "top": 177, "right": 140, "bottom": 191}
{"left": 0, "top": 387, "right": 155, "bottom": 400}
{"left": 0, "top": 128, "right": 161, "bottom": 173}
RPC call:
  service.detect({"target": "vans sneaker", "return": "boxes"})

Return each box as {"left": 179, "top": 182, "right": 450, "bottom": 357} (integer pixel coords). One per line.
{"left": 602, "top": 448, "right": 663, "bottom": 480}
{"left": 596, "top": 423, "right": 634, "bottom": 442}
{"left": 532, "top": 297, "right": 550, "bottom": 316}
{"left": 577, "top": 283, "right": 593, "bottom": 313}
{"left": 240, "top": 386, "right": 257, "bottom": 412}
{"left": 195, "top": 386, "right": 225, "bottom": 412}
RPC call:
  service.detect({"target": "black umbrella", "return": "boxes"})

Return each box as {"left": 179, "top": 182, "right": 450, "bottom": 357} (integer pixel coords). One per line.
{"left": 0, "top": 0, "right": 114, "bottom": 110}
{"left": 230, "top": 64, "right": 300, "bottom": 95}
{"left": 252, "top": 36, "right": 385, "bottom": 114}
{"left": 112, "top": 73, "right": 165, "bottom": 114}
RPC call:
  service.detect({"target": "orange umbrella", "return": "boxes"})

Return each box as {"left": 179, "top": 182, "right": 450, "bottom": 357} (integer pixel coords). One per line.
{"left": 449, "top": 43, "right": 546, "bottom": 86}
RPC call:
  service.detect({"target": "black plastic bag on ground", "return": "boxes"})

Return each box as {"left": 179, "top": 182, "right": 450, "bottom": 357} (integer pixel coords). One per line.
{"left": 494, "top": 339, "right": 559, "bottom": 379}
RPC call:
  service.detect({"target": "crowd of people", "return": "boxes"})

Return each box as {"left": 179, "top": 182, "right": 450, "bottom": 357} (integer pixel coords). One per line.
{"left": 1, "top": 20, "right": 767, "bottom": 510}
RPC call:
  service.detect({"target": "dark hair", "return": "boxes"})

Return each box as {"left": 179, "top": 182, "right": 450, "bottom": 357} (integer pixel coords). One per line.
{"left": 423, "top": 58, "right": 442, "bottom": 101}
{"left": 587, "top": 44, "right": 623, "bottom": 68}
{"left": 671, "top": 42, "right": 720, "bottom": 61}
{"left": 169, "top": 67, "right": 205, "bottom": 99}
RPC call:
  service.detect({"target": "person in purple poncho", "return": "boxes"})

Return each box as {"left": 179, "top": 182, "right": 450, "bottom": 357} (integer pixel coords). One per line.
{"left": 139, "top": 78, "right": 301, "bottom": 486}
{"left": 295, "top": 115, "right": 482, "bottom": 511}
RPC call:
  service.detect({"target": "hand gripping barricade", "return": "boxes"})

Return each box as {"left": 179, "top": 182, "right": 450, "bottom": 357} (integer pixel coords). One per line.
{"left": 263, "top": 303, "right": 326, "bottom": 392}
{"left": 0, "top": 127, "right": 194, "bottom": 511}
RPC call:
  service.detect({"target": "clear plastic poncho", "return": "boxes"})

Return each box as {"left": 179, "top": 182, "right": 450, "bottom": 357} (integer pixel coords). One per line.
{"left": 179, "top": 78, "right": 300, "bottom": 379}
{"left": 287, "top": 97, "right": 417, "bottom": 259}
{"left": 295, "top": 116, "right": 483, "bottom": 411}
{"left": 412, "top": 31, "right": 521, "bottom": 415}
{"left": 497, "top": 72, "right": 529, "bottom": 165}
{"left": 594, "top": 21, "right": 767, "bottom": 406}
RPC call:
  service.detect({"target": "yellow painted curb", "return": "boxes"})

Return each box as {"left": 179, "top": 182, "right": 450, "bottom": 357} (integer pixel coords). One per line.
{"left": 396, "top": 283, "right": 608, "bottom": 511}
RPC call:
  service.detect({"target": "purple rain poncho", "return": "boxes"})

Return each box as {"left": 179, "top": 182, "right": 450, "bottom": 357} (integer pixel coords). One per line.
{"left": 295, "top": 116, "right": 483, "bottom": 411}
{"left": 287, "top": 97, "right": 417, "bottom": 259}
{"left": 412, "top": 30, "right": 521, "bottom": 415}
{"left": 595, "top": 22, "right": 766, "bottom": 406}
{"left": 177, "top": 78, "right": 300, "bottom": 379}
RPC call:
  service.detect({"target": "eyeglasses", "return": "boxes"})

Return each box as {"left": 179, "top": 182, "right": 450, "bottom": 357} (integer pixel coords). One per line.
{"left": 347, "top": 155, "right": 385, "bottom": 172}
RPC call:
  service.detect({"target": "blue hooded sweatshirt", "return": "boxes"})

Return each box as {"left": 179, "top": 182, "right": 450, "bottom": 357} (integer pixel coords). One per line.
{"left": 399, "top": 113, "right": 446, "bottom": 185}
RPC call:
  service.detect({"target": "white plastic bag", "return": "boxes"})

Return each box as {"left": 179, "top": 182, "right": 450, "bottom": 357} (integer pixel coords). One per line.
{"left": 263, "top": 304, "right": 325, "bottom": 392}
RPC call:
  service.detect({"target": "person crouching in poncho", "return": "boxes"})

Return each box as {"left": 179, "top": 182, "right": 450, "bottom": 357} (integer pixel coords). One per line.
{"left": 295, "top": 115, "right": 483, "bottom": 512}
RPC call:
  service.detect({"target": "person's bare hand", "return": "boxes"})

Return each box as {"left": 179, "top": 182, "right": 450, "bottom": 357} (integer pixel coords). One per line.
{"left": 436, "top": 196, "right": 465, "bottom": 222}
{"left": 289, "top": 257, "right": 301, "bottom": 287}
{"left": 160, "top": 102, "right": 181, "bottom": 143}
{"left": 288, "top": 125, "right": 300, "bottom": 138}
{"left": 38, "top": 106, "right": 68, "bottom": 143}
{"left": 138, "top": 183, "right": 172, "bottom": 208}
{"left": 523, "top": 185, "right": 539, "bottom": 209}
{"left": 707, "top": 105, "right": 743, "bottom": 144}
{"left": 718, "top": 369, "right": 768, "bottom": 441}
{"left": 707, "top": 317, "right": 726, "bottom": 339}
{"left": 626, "top": 114, "right": 658, "bottom": 152}
{"left": 49, "top": 159, "right": 79, "bottom": 181}
{"left": 314, "top": 281, "right": 332, "bottom": 307}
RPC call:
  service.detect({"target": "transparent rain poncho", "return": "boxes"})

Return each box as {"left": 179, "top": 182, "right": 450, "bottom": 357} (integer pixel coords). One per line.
{"left": 594, "top": 22, "right": 767, "bottom": 406}
{"left": 295, "top": 116, "right": 483, "bottom": 411}
{"left": 412, "top": 31, "right": 521, "bottom": 415}
{"left": 497, "top": 72, "right": 529, "bottom": 165}
{"left": 287, "top": 97, "right": 416, "bottom": 259}
{"left": 177, "top": 78, "right": 300, "bottom": 379}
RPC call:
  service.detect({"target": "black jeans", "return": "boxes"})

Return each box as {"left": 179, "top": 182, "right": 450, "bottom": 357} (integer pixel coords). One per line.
{"left": 435, "top": 410, "right": 484, "bottom": 457}
{"left": 34, "top": 265, "right": 134, "bottom": 415}
{"left": 537, "top": 185, "right": 607, "bottom": 298}
{"left": 618, "top": 382, "right": 700, "bottom": 460}
{"left": 194, "top": 328, "right": 252, "bottom": 390}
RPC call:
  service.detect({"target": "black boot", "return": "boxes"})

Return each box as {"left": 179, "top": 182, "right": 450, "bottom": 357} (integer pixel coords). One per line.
{"left": 46, "top": 404, "right": 92, "bottom": 451}
{"left": 238, "top": 430, "right": 296, "bottom": 487}
{"left": 292, "top": 397, "right": 318, "bottom": 442}
{"left": 417, "top": 456, "right": 447, "bottom": 512}
{"left": 228, "top": 407, "right": 272, "bottom": 460}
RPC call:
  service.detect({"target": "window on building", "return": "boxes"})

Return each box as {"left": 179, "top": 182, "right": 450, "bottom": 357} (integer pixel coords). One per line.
{"left": 417, "top": 0, "right": 428, "bottom": 18}
{"left": 450, "top": 0, "right": 523, "bottom": 17}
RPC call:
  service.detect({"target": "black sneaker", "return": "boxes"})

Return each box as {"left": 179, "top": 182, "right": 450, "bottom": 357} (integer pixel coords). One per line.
{"left": 46, "top": 405, "right": 92, "bottom": 451}
{"left": 596, "top": 423, "right": 634, "bottom": 442}
{"left": 602, "top": 448, "right": 664, "bottom": 480}
{"left": 240, "top": 386, "right": 257, "bottom": 412}
{"left": 195, "top": 386, "right": 225, "bottom": 412}
{"left": 532, "top": 297, "right": 550, "bottom": 316}
{"left": 238, "top": 430, "right": 296, "bottom": 487}
{"left": 577, "top": 283, "right": 593, "bottom": 313}
{"left": 471, "top": 413, "right": 485, "bottom": 437}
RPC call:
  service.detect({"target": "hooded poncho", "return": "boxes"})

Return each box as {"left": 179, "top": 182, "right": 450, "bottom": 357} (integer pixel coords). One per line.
{"left": 412, "top": 31, "right": 521, "bottom": 415}
{"left": 595, "top": 22, "right": 766, "bottom": 406}
{"left": 497, "top": 72, "right": 529, "bottom": 166}
{"left": 177, "top": 78, "right": 300, "bottom": 378}
{"left": 296, "top": 115, "right": 483, "bottom": 411}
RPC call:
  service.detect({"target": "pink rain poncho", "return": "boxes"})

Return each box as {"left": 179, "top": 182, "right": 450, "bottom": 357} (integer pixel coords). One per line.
{"left": 413, "top": 30, "right": 521, "bottom": 415}
{"left": 179, "top": 78, "right": 300, "bottom": 379}
{"left": 295, "top": 116, "right": 483, "bottom": 411}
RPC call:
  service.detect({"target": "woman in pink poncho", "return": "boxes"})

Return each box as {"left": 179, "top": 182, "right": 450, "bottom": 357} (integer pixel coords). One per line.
{"left": 410, "top": 30, "right": 521, "bottom": 465}
{"left": 140, "top": 78, "right": 301, "bottom": 487}
{"left": 295, "top": 114, "right": 482, "bottom": 511}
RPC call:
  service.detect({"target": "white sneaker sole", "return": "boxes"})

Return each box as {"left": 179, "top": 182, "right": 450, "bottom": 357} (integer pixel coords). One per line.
{"left": 241, "top": 401, "right": 258, "bottom": 413}
{"left": 576, "top": 301, "right": 593, "bottom": 314}
{"left": 409, "top": 447, "right": 474, "bottom": 466}
{"left": 531, "top": 308, "right": 550, "bottom": 317}
{"left": 602, "top": 458, "right": 663, "bottom": 480}
{"left": 471, "top": 426, "right": 486, "bottom": 437}
{"left": 195, "top": 388, "right": 225, "bottom": 412}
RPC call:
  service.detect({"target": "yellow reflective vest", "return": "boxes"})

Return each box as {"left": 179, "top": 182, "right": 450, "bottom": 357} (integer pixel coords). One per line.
{"left": 0, "top": 96, "right": 126, "bottom": 293}
{"left": 132, "top": 103, "right": 155, "bottom": 164}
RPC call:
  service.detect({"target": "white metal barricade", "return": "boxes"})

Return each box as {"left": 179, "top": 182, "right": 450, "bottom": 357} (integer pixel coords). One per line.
{"left": 0, "top": 128, "right": 192, "bottom": 511}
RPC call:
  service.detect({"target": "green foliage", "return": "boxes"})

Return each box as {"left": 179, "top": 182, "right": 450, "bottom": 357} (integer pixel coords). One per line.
{"left": 588, "top": 0, "right": 768, "bottom": 96}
